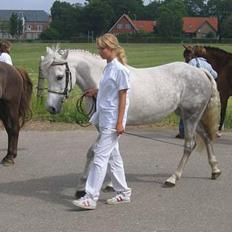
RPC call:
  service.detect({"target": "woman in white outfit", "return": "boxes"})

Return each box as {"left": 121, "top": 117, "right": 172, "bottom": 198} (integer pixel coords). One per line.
{"left": 0, "top": 40, "right": 13, "bottom": 65}
{"left": 72, "top": 33, "right": 131, "bottom": 210}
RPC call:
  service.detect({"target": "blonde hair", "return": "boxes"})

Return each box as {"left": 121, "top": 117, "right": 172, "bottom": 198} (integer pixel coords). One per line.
{"left": 193, "top": 45, "right": 206, "bottom": 57}
{"left": 96, "top": 33, "right": 127, "bottom": 65}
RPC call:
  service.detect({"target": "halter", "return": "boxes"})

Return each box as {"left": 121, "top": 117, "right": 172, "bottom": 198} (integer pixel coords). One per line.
{"left": 48, "top": 61, "right": 72, "bottom": 98}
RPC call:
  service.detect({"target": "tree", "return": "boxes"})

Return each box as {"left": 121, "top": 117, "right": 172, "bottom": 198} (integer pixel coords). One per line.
{"left": 183, "top": 0, "right": 208, "bottom": 16}
{"left": 50, "top": 1, "right": 82, "bottom": 39}
{"left": 9, "top": 13, "right": 23, "bottom": 39}
{"left": 83, "top": 0, "right": 113, "bottom": 35}
{"left": 156, "top": 0, "right": 187, "bottom": 37}
{"left": 207, "top": 0, "right": 232, "bottom": 40}
{"left": 39, "top": 27, "right": 59, "bottom": 40}
{"left": 221, "top": 13, "right": 232, "bottom": 38}
{"left": 144, "top": 0, "right": 162, "bottom": 20}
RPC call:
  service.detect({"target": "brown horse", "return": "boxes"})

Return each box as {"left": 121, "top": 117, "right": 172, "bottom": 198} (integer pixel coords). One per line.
{"left": 0, "top": 62, "right": 33, "bottom": 166}
{"left": 183, "top": 45, "right": 232, "bottom": 134}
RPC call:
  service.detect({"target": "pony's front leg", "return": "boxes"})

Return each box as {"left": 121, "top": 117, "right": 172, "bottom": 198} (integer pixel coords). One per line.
{"left": 165, "top": 135, "right": 196, "bottom": 187}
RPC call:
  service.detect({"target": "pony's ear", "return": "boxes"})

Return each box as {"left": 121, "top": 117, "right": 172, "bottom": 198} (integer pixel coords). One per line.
{"left": 183, "top": 44, "right": 188, "bottom": 49}
{"left": 61, "top": 50, "right": 69, "bottom": 60}
{"left": 46, "top": 47, "right": 53, "bottom": 54}
{"left": 40, "top": 56, "right": 44, "bottom": 61}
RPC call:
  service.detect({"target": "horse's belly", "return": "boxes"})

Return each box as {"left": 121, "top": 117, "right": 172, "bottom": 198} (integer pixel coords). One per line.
{"left": 127, "top": 101, "right": 178, "bottom": 125}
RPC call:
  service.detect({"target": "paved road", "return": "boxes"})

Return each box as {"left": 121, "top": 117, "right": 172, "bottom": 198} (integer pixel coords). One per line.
{"left": 0, "top": 127, "right": 231, "bottom": 232}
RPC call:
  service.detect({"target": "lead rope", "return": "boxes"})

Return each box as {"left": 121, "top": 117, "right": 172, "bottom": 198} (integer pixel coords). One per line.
{"left": 124, "top": 131, "right": 183, "bottom": 147}
{"left": 75, "top": 94, "right": 183, "bottom": 146}
{"left": 75, "top": 93, "right": 96, "bottom": 127}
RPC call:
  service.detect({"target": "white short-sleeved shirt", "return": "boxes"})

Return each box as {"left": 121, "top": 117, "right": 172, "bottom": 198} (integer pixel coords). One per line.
{"left": 188, "top": 57, "right": 217, "bottom": 79}
{"left": 90, "top": 58, "right": 130, "bottom": 129}
{"left": 0, "top": 52, "right": 13, "bottom": 65}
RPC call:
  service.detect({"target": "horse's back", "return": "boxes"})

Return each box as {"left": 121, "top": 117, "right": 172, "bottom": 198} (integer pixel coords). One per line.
{"left": 127, "top": 62, "right": 213, "bottom": 125}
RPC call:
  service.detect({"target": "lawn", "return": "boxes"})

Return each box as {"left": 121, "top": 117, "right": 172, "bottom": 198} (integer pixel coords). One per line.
{"left": 11, "top": 42, "right": 232, "bottom": 128}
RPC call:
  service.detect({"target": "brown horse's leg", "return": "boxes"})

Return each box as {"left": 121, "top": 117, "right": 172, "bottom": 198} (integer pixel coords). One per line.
{"left": 219, "top": 97, "right": 228, "bottom": 131}
{"left": 1, "top": 105, "right": 20, "bottom": 166}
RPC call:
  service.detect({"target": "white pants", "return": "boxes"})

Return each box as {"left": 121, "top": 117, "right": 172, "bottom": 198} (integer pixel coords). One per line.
{"left": 85, "top": 127, "right": 130, "bottom": 201}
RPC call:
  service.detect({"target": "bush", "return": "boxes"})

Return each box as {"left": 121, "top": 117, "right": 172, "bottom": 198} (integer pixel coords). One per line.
{"left": 117, "top": 32, "right": 182, "bottom": 43}
{"left": 39, "top": 28, "right": 59, "bottom": 40}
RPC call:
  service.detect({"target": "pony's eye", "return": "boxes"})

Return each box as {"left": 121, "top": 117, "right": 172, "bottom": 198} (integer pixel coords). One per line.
{"left": 57, "top": 75, "right": 64, "bottom": 81}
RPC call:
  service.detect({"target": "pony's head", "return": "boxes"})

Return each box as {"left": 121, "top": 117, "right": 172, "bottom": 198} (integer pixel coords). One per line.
{"left": 41, "top": 46, "right": 70, "bottom": 114}
{"left": 183, "top": 45, "right": 194, "bottom": 63}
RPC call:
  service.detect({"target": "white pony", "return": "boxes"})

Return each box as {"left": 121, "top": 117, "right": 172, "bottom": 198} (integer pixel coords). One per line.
{"left": 41, "top": 47, "right": 221, "bottom": 196}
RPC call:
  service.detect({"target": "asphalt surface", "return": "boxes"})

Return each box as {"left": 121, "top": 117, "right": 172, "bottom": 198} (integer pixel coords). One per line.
{"left": 0, "top": 127, "right": 231, "bottom": 232}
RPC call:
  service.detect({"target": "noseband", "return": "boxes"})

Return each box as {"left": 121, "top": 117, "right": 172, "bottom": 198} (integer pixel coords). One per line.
{"left": 48, "top": 61, "right": 72, "bottom": 98}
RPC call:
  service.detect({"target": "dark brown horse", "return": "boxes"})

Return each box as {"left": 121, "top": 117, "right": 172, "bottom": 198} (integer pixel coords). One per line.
{"left": 0, "top": 62, "right": 33, "bottom": 166}
{"left": 183, "top": 45, "right": 232, "bottom": 134}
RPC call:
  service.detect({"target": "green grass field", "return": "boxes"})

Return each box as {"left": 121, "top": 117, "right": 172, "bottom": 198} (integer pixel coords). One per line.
{"left": 11, "top": 42, "right": 232, "bottom": 128}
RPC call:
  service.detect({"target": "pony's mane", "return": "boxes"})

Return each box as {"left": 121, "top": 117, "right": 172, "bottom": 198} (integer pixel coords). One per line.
{"left": 69, "top": 49, "right": 100, "bottom": 58}
{"left": 204, "top": 46, "right": 232, "bottom": 57}
{"left": 41, "top": 47, "right": 101, "bottom": 71}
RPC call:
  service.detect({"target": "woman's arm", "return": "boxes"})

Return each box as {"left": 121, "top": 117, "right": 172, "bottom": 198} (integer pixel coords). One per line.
{"left": 116, "top": 89, "right": 128, "bottom": 136}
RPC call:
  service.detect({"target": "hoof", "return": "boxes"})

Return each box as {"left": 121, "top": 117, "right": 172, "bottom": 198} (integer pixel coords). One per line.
{"left": 75, "top": 190, "right": 86, "bottom": 199}
{"left": 103, "top": 185, "right": 115, "bottom": 192}
{"left": 211, "top": 171, "right": 221, "bottom": 180}
{"left": 1, "top": 158, "right": 15, "bottom": 167}
{"left": 163, "top": 181, "right": 176, "bottom": 188}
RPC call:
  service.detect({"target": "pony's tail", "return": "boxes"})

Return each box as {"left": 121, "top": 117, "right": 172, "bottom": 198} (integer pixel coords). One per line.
{"left": 16, "top": 68, "right": 33, "bottom": 127}
{"left": 197, "top": 70, "right": 220, "bottom": 150}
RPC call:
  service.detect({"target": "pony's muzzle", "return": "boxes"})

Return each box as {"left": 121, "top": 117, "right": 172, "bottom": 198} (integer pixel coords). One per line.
{"left": 47, "top": 106, "right": 58, "bottom": 114}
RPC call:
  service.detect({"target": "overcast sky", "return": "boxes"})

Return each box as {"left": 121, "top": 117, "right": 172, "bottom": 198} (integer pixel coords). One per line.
{"left": 0, "top": 0, "right": 150, "bottom": 14}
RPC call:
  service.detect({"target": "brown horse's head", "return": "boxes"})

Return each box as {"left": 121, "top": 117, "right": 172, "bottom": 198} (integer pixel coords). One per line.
{"left": 182, "top": 45, "right": 193, "bottom": 63}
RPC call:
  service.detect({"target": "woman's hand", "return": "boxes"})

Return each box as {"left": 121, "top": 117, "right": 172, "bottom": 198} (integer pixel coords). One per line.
{"left": 84, "top": 88, "right": 98, "bottom": 97}
{"left": 116, "top": 123, "right": 124, "bottom": 136}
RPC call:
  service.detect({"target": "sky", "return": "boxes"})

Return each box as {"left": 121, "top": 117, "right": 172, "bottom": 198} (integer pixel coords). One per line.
{"left": 0, "top": 0, "right": 150, "bottom": 14}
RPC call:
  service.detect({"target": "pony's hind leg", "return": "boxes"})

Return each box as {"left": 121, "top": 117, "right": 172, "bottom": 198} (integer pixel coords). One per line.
{"left": 1, "top": 107, "right": 20, "bottom": 166}
{"left": 196, "top": 123, "right": 221, "bottom": 179}
{"left": 164, "top": 118, "right": 197, "bottom": 187}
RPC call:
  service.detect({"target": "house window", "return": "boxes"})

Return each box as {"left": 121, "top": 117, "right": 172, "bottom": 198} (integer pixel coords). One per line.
{"left": 117, "top": 24, "right": 123, "bottom": 29}
{"left": 125, "top": 24, "right": 131, "bottom": 29}
{"left": 37, "top": 25, "right": 43, "bottom": 32}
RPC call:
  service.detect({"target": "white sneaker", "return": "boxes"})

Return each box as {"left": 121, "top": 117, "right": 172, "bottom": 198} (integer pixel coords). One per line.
{"left": 216, "top": 131, "right": 222, "bottom": 138}
{"left": 106, "top": 190, "right": 131, "bottom": 205}
{"left": 72, "top": 194, "right": 96, "bottom": 210}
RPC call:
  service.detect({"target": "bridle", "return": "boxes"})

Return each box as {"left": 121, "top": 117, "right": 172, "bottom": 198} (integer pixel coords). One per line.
{"left": 47, "top": 60, "right": 96, "bottom": 126}
{"left": 48, "top": 61, "right": 72, "bottom": 98}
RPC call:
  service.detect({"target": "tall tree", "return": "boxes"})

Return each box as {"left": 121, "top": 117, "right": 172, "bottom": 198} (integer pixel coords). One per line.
{"left": 207, "top": 0, "right": 232, "bottom": 40}
{"left": 50, "top": 1, "right": 81, "bottom": 39}
{"left": 83, "top": 0, "right": 113, "bottom": 35}
{"left": 221, "top": 13, "right": 232, "bottom": 38}
{"left": 156, "top": 0, "right": 187, "bottom": 37}
{"left": 144, "top": 0, "right": 162, "bottom": 20}
{"left": 9, "top": 13, "right": 23, "bottom": 39}
{"left": 183, "top": 0, "right": 208, "bottom": 16}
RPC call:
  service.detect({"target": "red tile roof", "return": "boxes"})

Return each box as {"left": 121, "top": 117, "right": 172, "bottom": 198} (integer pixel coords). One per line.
{"left": 132, "top": 20, "right": 154, "bottom": 33}
{"left": 183, "top": 17, "right": 218, "bottom": 33}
